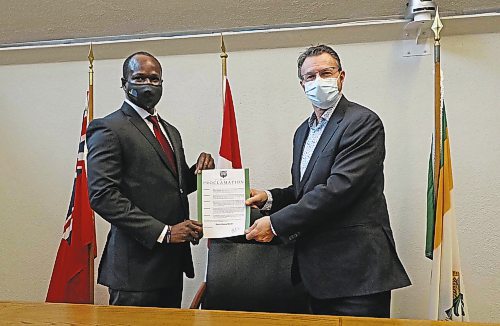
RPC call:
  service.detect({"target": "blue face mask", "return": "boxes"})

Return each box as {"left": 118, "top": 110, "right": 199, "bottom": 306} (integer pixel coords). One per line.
{"left": 304, "top": 76, "right": 340, "bottom": 109}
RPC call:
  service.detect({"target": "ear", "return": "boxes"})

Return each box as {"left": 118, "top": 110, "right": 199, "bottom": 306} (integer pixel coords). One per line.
{"left": 299, "top": 80, "right": 305, "bottom": 91}
{"left": 121, "top": 77, "right": 127, "bottom": 89}
{"left": 339, "top": 71, "right": 345, "bottom": 82}
{"left": 338, "top": 71, "right": 345, "bottom": 90}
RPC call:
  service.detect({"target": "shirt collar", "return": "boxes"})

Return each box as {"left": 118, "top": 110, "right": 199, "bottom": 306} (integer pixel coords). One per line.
{"left": 307, "top": 93, "right": 342, "bottom": 128}
{"left": 125, "top": 98, "right": 157, "bottom": 120}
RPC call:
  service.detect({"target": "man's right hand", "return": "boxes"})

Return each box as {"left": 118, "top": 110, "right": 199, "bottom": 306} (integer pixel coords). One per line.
{"left": 245, "top": 188, "right": 268, "bottom": 209}
{"left": 170, "top": 220, "right": 203, "bottom": 244}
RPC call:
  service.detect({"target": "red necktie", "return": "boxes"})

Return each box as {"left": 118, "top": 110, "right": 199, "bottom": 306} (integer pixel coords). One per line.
{"left": 147, "top": 115, "right": 177, "bottom": 175}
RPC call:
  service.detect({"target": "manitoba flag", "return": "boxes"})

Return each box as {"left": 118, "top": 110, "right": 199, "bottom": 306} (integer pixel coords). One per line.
{"left": 46, "top": 96, "right": 97, "bottom": 303}
{"left": 218, "top": 76, "right": 242, "bottom": 168}
{"left": 426, "top": 102, "right": 468, "bottom": 321}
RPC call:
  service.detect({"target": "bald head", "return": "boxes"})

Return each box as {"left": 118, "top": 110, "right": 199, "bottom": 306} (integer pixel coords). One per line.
{"left": 122, "top": 51, "right": 162, "bottom": 80}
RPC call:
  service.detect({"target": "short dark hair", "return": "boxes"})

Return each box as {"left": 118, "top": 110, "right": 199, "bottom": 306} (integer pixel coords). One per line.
{"left": 297, "top": 45, "right": 342, "bottom": 80}
{"left": 122, "top": 51, "right": 162, "bottom": 79}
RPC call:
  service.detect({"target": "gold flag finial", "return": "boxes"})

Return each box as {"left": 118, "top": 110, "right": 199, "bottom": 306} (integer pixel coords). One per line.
{"left": 87, "top": 43, "right": 95, "bottom": 121}
{"left": 431, "top": 8, "right": 443, "bottom": 42}
{"left": 88, "top": 43, "right": 94, "bottom": 69}
{"left": 220, "top": 33, "right": 227, "bottom": 58}
{"left": 220, "top": 34, "right": 228, "bottom": 77}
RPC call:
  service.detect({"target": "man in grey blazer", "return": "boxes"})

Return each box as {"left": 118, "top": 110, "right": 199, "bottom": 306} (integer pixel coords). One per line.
{"left": 87, "top": 52, "right": 214, "bottom": 308}
{"left": 245, "top": 45, "right": 410, "bottom": 317}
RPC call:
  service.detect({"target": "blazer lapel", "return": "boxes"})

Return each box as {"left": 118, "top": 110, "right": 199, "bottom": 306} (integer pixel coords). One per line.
{"left": 293, "top": 120, "right": 309, "bottom": 197}
{"left": 121, "top": 103, "right": 177, "bottom": 178}
{"left": 297, "top": 96, "right": 347, "bottom": 196}
{"left": 159, "top": 117, "right": 183, "bottom": 185}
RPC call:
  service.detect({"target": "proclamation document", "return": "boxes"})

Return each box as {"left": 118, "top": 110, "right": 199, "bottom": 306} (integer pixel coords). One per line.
{"left": 197, "top": 169, "right": 250, "bottom": 238}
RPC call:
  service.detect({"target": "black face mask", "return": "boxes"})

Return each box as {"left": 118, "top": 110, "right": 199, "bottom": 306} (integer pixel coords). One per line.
{"left": 125, "top": 82, "right": 162, "bottom": 111}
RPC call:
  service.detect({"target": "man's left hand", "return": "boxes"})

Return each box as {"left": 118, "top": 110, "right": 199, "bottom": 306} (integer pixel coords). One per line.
{"left": 195, "top": 152, "right": 215, "bottom": 174}
{"left": 245, "top": 216, "right": 274, "bottom": 242}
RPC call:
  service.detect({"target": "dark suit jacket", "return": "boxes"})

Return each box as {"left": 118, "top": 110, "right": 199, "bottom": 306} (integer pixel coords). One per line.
{"left": 269, "top": 96, "right": 411, "bottom": 299}
{"left": 86, "top": 102, "right": 197, "bottom": 291}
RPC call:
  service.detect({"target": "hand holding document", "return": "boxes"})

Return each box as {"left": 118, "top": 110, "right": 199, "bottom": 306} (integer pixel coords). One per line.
{"left": 197, "top": 169, "right": 250, "bottom": 238}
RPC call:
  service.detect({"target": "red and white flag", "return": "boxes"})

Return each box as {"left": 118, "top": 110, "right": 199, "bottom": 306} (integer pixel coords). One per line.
{"left": 218, "top": 76, "right": 242, "bottom": 168}
{"left": 46, "top": 95, "right": 97, "bottom": 304}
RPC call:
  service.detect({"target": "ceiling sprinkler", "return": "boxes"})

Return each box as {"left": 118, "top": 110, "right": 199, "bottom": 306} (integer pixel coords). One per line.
{"left": 406, "top": 0, "right": 437, "bottom": 22}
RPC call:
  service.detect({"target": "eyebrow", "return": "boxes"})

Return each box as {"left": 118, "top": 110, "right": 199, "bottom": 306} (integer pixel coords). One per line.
{"left": 131, "top": 72, "right": 160, "bottom": 77}
{"left": 304, "top": 67, "right": 337, "bottom": 74}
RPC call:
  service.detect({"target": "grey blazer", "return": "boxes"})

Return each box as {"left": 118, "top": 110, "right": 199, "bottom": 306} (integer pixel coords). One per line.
{"left": 86, "top": 102, "right": 197, "bottom": 291}
{"left": 269, "top": 96, "right": 411, "bottom": 299}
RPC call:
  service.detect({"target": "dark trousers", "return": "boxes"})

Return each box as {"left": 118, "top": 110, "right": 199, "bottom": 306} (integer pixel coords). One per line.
{"left": 108, "top": 282, "right": 183, "bottom": 308}
{"left": 309, "top": 291, "right": 391, "bottom": 318}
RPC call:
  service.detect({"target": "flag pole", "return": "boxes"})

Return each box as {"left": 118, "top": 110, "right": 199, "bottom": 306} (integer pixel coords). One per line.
{"left": 431, "top": 9, "right": 443, "bottom": 200}
{"left": 88, "top": 43, "right": 94, "bottom": 122}
{"left": 221, "top": 34, "right": 228, "bottom": 106}
{"left": 87, "top": 43, "right": 95, "bottom": 303}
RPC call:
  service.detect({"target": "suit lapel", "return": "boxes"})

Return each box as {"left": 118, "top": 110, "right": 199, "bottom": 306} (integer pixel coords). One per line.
{"left": 159, "top": 117, "right": 183, "bottom": 186}
{"left": 293, "top": 120, "right": 309, "bottom": 196}
{"left": 121, "top": 103, "right": 177, "bottom": 178}
{"left": 297, "top": 96, "right": 347, "bottom": 196}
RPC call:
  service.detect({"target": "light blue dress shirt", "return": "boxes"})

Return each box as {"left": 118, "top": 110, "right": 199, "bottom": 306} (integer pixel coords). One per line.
{"left": 263, "top": 95, "right": 342, "bottom": 235}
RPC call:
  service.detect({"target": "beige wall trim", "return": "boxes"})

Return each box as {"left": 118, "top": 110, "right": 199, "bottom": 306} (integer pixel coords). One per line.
{"left": 1, "top": 13, "right": 498, "bottom": 66}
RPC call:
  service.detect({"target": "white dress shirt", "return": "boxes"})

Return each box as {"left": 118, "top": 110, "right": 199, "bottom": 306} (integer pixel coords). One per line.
{"left": 125, "top": 98, "right": 172, "bottom": 244}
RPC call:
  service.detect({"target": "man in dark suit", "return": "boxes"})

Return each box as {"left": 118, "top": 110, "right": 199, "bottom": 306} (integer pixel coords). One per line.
{"left": 86, "top": 52, "right": 214, "bottom": 308}
{"left": 245, "top": 45, "right": 410, "bottom": 317}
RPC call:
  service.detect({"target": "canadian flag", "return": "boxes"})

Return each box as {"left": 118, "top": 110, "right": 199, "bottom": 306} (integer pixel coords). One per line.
{"left": 218, "top": 76, "right": 242, "bottom": 168}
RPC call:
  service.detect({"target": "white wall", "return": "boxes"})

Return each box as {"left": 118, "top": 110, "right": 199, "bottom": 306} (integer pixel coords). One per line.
{"left": 0, "top": 32, "right": 499, "bottom": 322}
